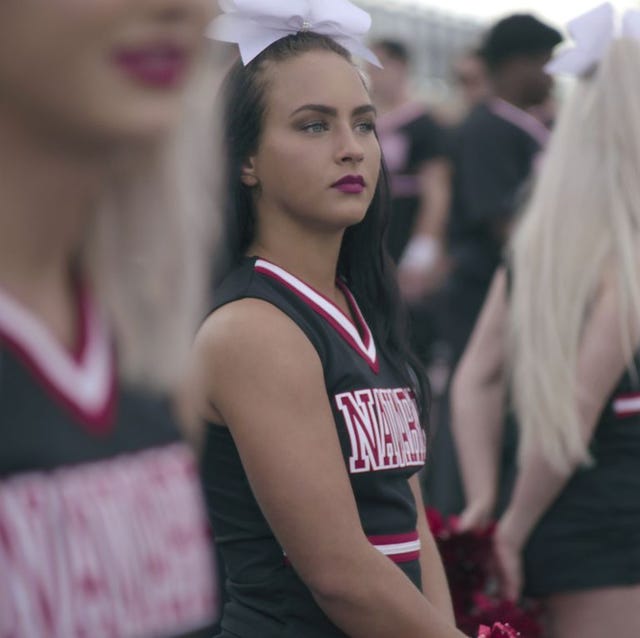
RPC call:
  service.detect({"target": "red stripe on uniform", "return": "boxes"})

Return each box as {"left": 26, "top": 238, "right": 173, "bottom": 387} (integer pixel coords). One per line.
{"left": 367, "top": 531, "right": 419, "bottom": 545}
{"left": 255, "top": 265, "right": 379, "bottom": 374}
{"left": 613, "top": 393, "right": 640, "bottom": 418}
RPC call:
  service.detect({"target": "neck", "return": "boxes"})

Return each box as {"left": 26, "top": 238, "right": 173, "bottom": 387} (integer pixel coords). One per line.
{"left": 0, "top": 114, "right": 106, "bottom": 307}
{"left": 248, "top": 208, "right": 344, "bottom": 300}
{"left": 491, "top": 79, "right": 528, "bottom": 111}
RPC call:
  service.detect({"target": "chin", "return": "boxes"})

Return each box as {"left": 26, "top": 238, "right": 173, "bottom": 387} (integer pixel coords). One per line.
{"left": 94, "top": 99, "right": 183, "bottom": 144}
{"left": 335, "top": 205, "right": 369, "bottom": 229}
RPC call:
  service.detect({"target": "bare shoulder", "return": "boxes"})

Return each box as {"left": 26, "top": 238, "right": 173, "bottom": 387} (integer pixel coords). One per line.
{"left": 195, "top": 297, "right": 316, "bottom": 363}
{"left": 191, "top": 298, "right": 322, "bottom": 421}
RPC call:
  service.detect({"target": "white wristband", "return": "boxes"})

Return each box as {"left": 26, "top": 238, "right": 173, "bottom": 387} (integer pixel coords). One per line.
{"left": 399, "top": 236, "right": 441, "bottom": 272}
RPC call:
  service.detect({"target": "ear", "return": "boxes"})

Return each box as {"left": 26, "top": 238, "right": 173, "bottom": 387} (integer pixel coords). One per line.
{"left": 240, "top": 157, "right": 259, "bottom": 187}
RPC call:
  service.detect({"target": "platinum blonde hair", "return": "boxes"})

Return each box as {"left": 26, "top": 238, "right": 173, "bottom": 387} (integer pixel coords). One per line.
{"left": 508, "top": 38, "right": 640, "bottom": 471}
{"left": 87, "top": 48, "right": 222, "bottom": 393}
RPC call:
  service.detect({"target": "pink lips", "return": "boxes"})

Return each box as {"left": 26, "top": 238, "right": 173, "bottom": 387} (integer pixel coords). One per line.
{"left": 332, "top": 175, "right": 366, "bottom": 194}
{"left": 113, "top": 45, "right": 189, "bottom": 89}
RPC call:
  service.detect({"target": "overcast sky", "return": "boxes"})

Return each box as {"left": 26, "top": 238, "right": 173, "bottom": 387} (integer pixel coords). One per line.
{"left": 391, "top": 0, "right": 638, "bottom": 26}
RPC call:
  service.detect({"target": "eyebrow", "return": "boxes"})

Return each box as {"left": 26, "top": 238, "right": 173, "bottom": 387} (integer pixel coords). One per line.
{"left": 289, "top": 104, "right": 377, "bottom": 118}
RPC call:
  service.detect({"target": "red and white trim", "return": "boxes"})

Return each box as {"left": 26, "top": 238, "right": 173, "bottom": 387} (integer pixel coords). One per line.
{"left": 368, "top": 531, "right": 421, "bottom": 564}
{"left": 284, "top": 531, "right": 420, "bottom": 567}
{"left": 0, "top": 285, "right": 116, "bottom": 432}
{"left": 254, "top": 259, "right": 379, "bottom": 373}
{"left": 613, "top": 393, "right": 640, "bottom": 418}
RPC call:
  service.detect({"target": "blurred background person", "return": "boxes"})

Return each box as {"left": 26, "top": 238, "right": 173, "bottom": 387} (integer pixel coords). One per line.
{"left": 0, "top": 1, "right": 221, "bottom": 636}
{"left": 450, "top": 49, "right": 490, "bottom": 122}
{"left": 425, "top": 13, "right": 563, "bottom": 517}
{"left": 368, "top": 39, "right": 451, "bottom": 370}
{"left": 445, "top": 13, "right": 562, "bottom": 365}
{"left": 452, "top": 6, "right": 640, "bottom": 636}
{"left": 437, "top": 47, "right": 490, "bottom": 130}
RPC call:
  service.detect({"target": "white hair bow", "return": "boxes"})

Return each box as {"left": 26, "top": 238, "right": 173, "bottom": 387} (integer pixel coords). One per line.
{"left": 208, "top": 0, "right": 381, "bottom": 67}
{"left": 546, "top": 2, "right": 640, "bottom": 77}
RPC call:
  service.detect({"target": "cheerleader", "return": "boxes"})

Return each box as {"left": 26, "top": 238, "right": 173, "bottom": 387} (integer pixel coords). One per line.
{"left": 451, "top": 5, "right": 640, "bottom": 636}
{"left": 190, "top": 1, "right": 468, "bottom": 636}
{"left": 0, "top": 2, "right": 219, "bottom": 636}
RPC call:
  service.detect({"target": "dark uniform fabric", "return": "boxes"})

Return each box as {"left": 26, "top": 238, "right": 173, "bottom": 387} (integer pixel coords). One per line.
{"left": 0, "top": 358, "right": 179, "bottom": 475}
{"left": 445, "top": 101, "right": 544, "bottom": 360}
{"left": 377, "top": 103, "right": 446, "bottom": 263}
{"left": 202, "top": 257, "right": 427, "bottom": 638}
{"left": 427, "top": 101, "right": 547, "bottom": 516}
{"left": 524, "top": 351, "right": 640, "bottom": 597}
{"left": 0, "top": 288, "right": 218, "bottom": 638}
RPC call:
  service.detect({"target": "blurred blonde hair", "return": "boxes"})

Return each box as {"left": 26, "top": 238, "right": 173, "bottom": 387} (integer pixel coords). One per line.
{"left": 508, "top": 38, "right": 640, "bottom": 471}
{"left": 87, "top": 46, "right": 222, "bottom": 393}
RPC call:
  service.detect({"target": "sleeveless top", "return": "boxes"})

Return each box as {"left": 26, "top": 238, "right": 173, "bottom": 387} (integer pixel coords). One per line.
{"left": 504, "top": 263, "right": 640, "bottom": 460}
{"left": 202, "top": 257, "right": 427, "bottom": 638}
{"left": 0, "top": 284, "right": 218, "bottom": 637}
{"left": 582, "top": 348, "right": 640, "bottom": 470}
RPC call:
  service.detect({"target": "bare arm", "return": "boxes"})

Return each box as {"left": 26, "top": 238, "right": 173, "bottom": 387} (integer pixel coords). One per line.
{"left": 410, "top": 475, "right": 456, "bottom": 623}
{"left": 193, "top": 300, "right": 467, "bottom": 638}
{"left": 413, "top": 158, "right": 451, "bottom": 242}
{"left": 398, "top": 158, "right": 452, "bottom": 301}
{"left": 451, "top": 268, "right": 509, "bottom": 530}
{"left": 495, "top": 274, "right": 639, "bottom": 599}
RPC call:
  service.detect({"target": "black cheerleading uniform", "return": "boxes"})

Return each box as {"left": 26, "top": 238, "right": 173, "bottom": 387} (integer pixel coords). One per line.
{"left": 0, "top": 285, "right": 218, "bottom": 638}
{"left": 523, "top": 349, "right": 640, "bottom": 597}
{"left": 201, "top": 257, "right": 428, "bottom": 638}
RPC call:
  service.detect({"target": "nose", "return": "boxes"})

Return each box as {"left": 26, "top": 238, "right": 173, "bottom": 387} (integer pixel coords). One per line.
{"left": 335, "top": 125, "right": 365, "bottom": 165}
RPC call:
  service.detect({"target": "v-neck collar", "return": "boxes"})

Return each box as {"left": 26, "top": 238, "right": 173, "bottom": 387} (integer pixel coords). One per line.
{"left": 254, "top": 259, "right": 379, "bottom": 374}
{"left": 0, "top": 284, "right": 116, "bottom": 433}
{"left": 488, "top": 98, "right": 551, "bottom": 148}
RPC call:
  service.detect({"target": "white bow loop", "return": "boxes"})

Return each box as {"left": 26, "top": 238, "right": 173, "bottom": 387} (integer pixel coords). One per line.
{"left": 209, "top": 0, "right": 381, "bottom": 67}
{"left": 622, "top": 9, "right": 640, "bottom": 39}
{"left": 546, "top": 2, "right": 640, "bottom": 77}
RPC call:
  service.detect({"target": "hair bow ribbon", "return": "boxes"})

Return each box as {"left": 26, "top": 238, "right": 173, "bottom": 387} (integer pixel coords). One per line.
{"left": 209, "top": 0, "right": 381, "bottom": 67}
{"left": 546, "top": 2, "right": 640, "bottom": 76}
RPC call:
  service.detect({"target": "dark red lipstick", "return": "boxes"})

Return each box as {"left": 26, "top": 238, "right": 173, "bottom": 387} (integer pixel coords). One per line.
{"left": 113, "top": 44, "right": 189, "bottom": 89}
{"left": 331, "top": 175, "right": 366, "bottom": 194}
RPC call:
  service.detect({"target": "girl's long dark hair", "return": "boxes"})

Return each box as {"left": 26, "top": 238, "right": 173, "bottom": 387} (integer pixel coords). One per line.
{"left": 216, "top": 32, "right": 430, "bottom": 421}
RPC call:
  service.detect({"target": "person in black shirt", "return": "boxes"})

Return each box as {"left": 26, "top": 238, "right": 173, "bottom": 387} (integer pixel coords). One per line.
{"left": 446, "top": 13, "right": 563, "bottom": 362}
{"left": 369, "top": 40, "right": 451, "bottom": 369}
{"left": 450, "top": 50, "right": 490, "bottom": 121}
{"left": 368, "top": 41, "right": 450, "bottom": 284}
{"left": 428, "top": 14, "right": 563, "bottom": 515}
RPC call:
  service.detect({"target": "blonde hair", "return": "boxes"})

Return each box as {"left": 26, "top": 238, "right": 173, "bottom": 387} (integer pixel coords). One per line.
{"left": 87, "top": 48, "right": 222, "bottom": 393}
{"left": 509, "top": 38, "right": 640, "bottom": 471}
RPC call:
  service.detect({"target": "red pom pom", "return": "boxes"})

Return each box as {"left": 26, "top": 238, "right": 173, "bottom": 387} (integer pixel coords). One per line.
{"left": 476, "top": 622, "right": 520, "bottom": 637}
{"left": 466, "top": 595, "right": 544, "bottom": 637}
{"left": 426, "top": 506, "right": 445, "bottom": 535}
{"left": 426, "top": 507, "right": 544, "bottom": 637}
{"left": 425, "top": 507, "right": 494, "bottom": 618}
